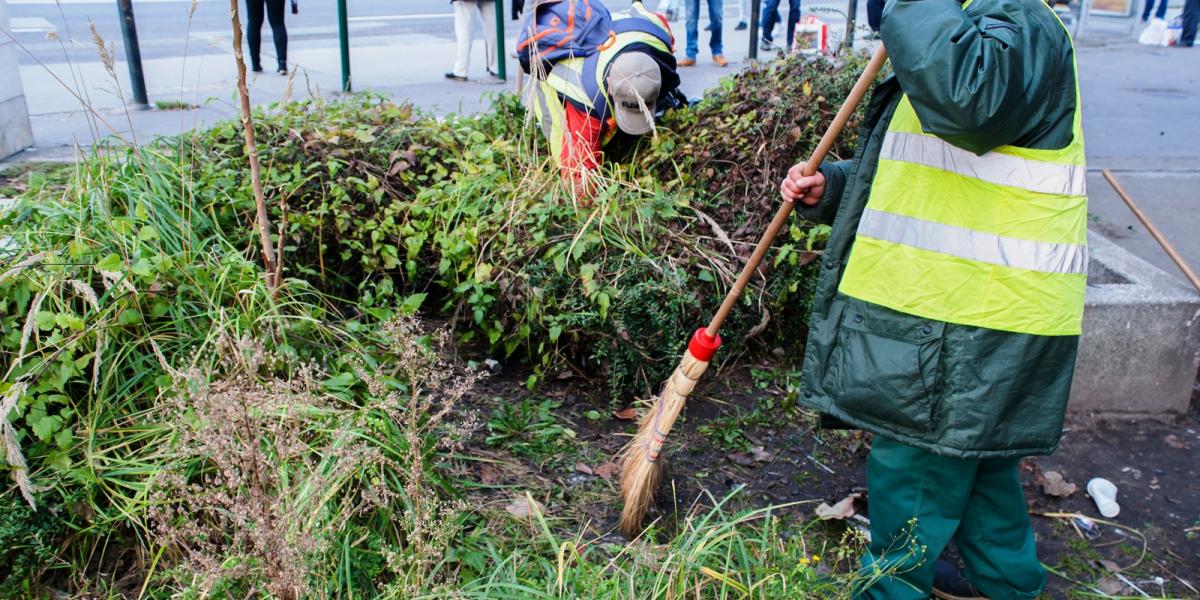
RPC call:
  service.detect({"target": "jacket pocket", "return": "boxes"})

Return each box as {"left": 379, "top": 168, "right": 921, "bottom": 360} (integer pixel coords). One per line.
{"left": 825, "top": 297, "right": 945, "bottom": 433}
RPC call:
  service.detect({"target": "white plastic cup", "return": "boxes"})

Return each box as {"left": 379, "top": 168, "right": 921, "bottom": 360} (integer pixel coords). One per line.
{"left": 1086, "top": 477, "right": 1120, "bottom": 518}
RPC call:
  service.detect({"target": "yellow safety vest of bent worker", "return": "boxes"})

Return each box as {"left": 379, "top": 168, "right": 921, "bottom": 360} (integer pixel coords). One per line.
{"left": 838, "top": 56, "right": 1087, "bottom": 337}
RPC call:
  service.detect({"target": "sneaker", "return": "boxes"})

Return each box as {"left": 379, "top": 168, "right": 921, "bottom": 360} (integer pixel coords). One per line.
{"left": 251, "top": 63, "right": 264, "bottom": 73}
{"left": 760, "top": 40, "right": 778, "bottom": 52}
{"left": 276, "top": 62, "right": 288, "bottom": 75}
{"left": 712, "top": 55, "right": 728, "bottom": 67}
{"left": 932, "top": 560, "right": 988, "bottom": 600}
{"left": 678, "top": 57, "right": 696, "bottom": 66}
{"left": 445, "top": 72, "right": 468, "bottom": 82}
{"left": 735, "top": 21, "right": 748, "bottom": 30}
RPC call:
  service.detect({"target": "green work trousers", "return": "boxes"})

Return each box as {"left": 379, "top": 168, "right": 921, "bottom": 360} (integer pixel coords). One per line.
{"left": 855, "top": 437, "right": 1046, "bottom": 600}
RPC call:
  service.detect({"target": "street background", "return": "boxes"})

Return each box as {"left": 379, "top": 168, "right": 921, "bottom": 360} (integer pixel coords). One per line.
{"left": 1, "top": 0, "right": 1198, "bottom": 284}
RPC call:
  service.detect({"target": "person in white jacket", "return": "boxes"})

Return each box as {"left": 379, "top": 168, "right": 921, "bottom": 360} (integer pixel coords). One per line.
{"left": 446, "top": 0, "right": 498, "bottom": 81}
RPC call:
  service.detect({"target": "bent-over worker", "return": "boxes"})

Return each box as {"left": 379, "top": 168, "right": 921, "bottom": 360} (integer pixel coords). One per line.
{"left": 519, "top": 0, "right": 682, "bottom": 198}
{"left": 780, "top": 0, "right": 1087, "bottom": 597}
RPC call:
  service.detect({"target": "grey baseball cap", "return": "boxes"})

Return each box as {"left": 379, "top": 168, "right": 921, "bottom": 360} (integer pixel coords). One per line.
{"left": 606, "top": 51, "right": 662, "bottom": 136}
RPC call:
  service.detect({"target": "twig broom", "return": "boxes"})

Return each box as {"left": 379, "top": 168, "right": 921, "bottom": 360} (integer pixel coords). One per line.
{"left": 618, "top": 46, "right": 889, "bottom": 537}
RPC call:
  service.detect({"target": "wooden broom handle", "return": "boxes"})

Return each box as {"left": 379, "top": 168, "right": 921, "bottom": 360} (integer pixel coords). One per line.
{"left": 705, "top": 46, "right": 889, "bottom": 337}
{"left": 1102, "top": 169, "right": 1200, "bottom": 295}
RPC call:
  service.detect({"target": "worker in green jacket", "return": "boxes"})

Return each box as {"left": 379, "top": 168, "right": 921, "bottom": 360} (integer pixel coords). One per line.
{"left": 779, "top": 0, "right": 1086, "bottom": 597}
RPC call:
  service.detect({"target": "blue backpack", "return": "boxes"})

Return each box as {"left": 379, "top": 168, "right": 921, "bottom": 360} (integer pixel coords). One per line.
{"left": 517, "top": 0, "right": 615, "bottom": 75}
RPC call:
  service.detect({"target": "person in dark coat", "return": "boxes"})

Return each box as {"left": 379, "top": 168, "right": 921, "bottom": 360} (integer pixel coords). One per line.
{"left": 779, "top": 0, "right": 1087, "bottom": 596}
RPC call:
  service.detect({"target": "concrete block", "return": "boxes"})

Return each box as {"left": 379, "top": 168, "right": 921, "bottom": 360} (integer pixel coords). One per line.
{"left": 0, "top": 95, "right": 33, "bottom": 158}
{"left": 1071, "top": 231, "right": 1200, "bottom": 416}
{"left": 0, "top": 0, "right": 33, "bottom": 158}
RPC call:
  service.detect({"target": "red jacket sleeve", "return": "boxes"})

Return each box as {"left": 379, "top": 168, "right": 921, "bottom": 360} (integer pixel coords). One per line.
{"left": 560, "top": 102, "right": 605, "bottom": 178}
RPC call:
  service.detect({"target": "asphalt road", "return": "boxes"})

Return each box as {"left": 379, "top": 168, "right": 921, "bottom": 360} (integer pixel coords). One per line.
{"left": 5, "top": 0, "right": 764, "bottom": 65}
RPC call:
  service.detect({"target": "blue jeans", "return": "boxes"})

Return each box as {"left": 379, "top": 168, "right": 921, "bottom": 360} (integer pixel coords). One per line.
{"left": 1141, "top": 0, "right": 1167, "bottom": 21}
{"left": 761, "top": 0, "right": 801, "bottom": 47}
{"left": 684, "top": 0, "right": 723, "bottom": 58}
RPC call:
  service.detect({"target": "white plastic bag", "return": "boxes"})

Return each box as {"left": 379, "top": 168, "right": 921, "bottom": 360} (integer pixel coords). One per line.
{"left": 1139, "top": 17, "right": 1167, "bottom": 45}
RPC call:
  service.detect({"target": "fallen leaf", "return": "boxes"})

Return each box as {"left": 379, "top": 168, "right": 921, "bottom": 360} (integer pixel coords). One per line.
{"left": 1095, "top": 559, "right": 1121, "bottom": 574}
{"left": 505, "top": 495, "right": 545, "bottom": 520}
{"left": 613, "top": 407, "right": 638, "bottom": 421}
{"left": 593, "top": 462, "right": 620, "bottom": 479}
{"left": 574, "top": 462, "right": 593, "bottom": 475}
{"left": 1039, "top": 470, "right": 1077, "bottom": 498}
{"left": 727, "top": 452, "right": 756, "bottom": 467}
{"left": 478, "top": 463, "right": 500, "bottom": 484}
{"left": 1096, "top": 576, "right": 1127, "bottom": 596}
{"left": 815, "top": 493, "right": 861, "bottom": 520}
{"left": 1165, "top": 434, "right": 1189, "bottom": 449}
{"left": 751, "top": 446, "right": 773, "bottom": 463}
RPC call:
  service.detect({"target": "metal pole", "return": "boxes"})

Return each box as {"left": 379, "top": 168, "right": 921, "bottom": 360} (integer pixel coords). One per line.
{"left": 115, "top": 0, "right": 149, "bottom": 107}
{"left": 845, "top": 0, "right": 857, "bottom": 50}
{"left": 749, "top": 0, "right": 761, "bottom": 59}
{"left": 337, "top": 0, "right": 351, "bottom": 92}
{"left": 494, "top": 0, "right": 506, "bottom": 80}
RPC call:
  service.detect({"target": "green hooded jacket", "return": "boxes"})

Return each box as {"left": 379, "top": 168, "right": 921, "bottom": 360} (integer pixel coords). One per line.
{"left": 796, "top": 0, "right": 1082, "bottom": 459}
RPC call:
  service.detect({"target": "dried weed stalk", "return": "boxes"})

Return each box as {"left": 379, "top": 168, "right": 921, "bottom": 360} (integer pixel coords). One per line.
{"left": 149, "top": 316, "right": 480, "bottom": 597}
{"left": 364, "top": 318, "right": 482, "bottom": 595}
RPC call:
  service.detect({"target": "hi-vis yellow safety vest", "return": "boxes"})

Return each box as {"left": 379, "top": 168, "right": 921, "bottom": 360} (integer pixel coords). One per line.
{"left": 838, "top": 46, "right": 1087, "bottom": 336}
{"left": 531, "top": 3, "right": 673, "bottom": 148}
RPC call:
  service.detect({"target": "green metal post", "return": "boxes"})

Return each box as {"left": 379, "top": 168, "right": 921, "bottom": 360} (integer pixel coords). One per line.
{"left": 337, "top": 0, "right": 351, "bottom": 92}
{"left": 494, "top": 0, "right": 506, "bottom": 80}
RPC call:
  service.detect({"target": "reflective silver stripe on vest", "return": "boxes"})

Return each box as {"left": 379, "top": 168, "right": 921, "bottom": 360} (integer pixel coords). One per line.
{"left": 857, "top": 208, "right": 1089, "bottom": 274}
{"left": 880, "top": 131, "right": 1087, "bottom": 197}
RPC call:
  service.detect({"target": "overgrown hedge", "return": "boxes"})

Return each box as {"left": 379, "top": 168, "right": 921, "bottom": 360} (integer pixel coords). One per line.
{"left": 178, "top": 52, "right": 873, "bottom": 395}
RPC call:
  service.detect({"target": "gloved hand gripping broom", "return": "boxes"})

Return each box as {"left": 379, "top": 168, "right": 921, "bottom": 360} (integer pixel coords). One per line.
{"left": 618, "top": 46, "right": 889, "bottom": 537}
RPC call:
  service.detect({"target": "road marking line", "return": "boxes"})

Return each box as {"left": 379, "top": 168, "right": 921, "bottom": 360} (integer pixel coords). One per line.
{"left": 346, "top": 13, "right": 454, "bottom": 22}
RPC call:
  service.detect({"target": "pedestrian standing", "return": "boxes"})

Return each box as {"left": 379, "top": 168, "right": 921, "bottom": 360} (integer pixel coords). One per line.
{"left": 446, "top": 0, "right": 498, "bottom": 82}
{"left": 1181, "top": 0, "right": 1198, "bottom": 46}
{"left": 679, "top": 0, "right": 727, "bottom": 66}
{"left": 246, "top": 0, "right": 289, "bottom": 74}
{"left": 779, "top": 0, "right": 1088, "bottom": 596}
{"left": 760, "top": 0, "right": 800, "bottom": 51}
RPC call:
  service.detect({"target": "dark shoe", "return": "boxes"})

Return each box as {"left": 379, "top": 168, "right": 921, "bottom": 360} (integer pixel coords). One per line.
{"left": 276, "top": 62, "right": 287, "bottom": 75}
{"left": 445, "top": 72, "right": 468, "bottom": 82}
{"left": 251, "top": 63, "right": 264, "bottom": 73}
{"left": 735, "top": 21, "right": 748, "bottom": 30}
{"left": 932, "top": 560, "right": 988, "bottom": 600}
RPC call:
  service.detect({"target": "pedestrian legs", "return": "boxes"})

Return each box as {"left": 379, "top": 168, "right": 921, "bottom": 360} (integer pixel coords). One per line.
{"left": 1182, "top": 0, "right": 1199, "bottom": 46}
{"left": 783, "top": 0, "right": 800, "bottom": 49}
{"left": 684, "top": 0, "right": 700, "bottom": 58}
{"left": 452, "top": 0, "right": 497, "bottom": 79}
{"left": 265, "top": 0, "right": 287, "bottom": 69}
{"left": 245, "top": 0, "right": 266, "bottom": 70}
{"left": 705, "top": 0, "right": 724, "bottom": 56}
{"left": 478, "top": 0, "right": 498, "bottom": 73}
{"left": 1142, "top": 0, "right": 1168, "bottom": 21}
{"left": 760, "top": 0, "right": 782, "bottom": 46}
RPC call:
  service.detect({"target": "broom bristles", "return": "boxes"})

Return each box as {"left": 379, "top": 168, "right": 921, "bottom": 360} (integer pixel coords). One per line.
{"left": 618, "top": 350, "right": 710, "bottom": 537}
